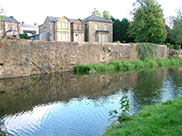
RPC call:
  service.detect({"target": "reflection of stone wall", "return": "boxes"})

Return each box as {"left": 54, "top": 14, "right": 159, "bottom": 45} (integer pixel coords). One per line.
{"left": 0, "top": 72, "right": 138, "bottom": 116}
{"left": 0, "top": 40, "right": 169, "bottom": 78}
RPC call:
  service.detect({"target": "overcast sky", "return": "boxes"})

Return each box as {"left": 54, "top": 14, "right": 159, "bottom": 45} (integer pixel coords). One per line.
{"left": 1, "top": 0, "right": 182, "bottom": 25}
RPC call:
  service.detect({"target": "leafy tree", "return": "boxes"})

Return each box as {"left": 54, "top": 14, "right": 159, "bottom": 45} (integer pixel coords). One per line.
{"left": 92, "top": 8, "right": 102, "bottom": 18}
{"left": 170, "top": 9, "right": 182, "bottom": 49}
{"left": 103, "top": 10, "right": 111, "bottom": 20}
{"left": 129, "top": 0, "right": 167, "bottom": 44}
{"left": 0, "top": 8, "right": 5, "bottom": 21}
{"left": 112, "top": 17, "right": 134, "bottom": 43}
{"left": 19, "top": 34, "right": 30, "bottom": 39}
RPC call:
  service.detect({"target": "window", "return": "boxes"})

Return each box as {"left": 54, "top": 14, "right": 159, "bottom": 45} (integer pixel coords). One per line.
{"left": 106, "top": 35, "right": 108, "bottom": 42}
{"left": 62, "top": 23, "right": 65, "bottom": 29}
{"left": 99, "top": 35, "right": 102, "bottom": 42}
{"left": 79, "top": 24, "right": 82, "bottom": 31}
{"left": 78, "top": 35, "right": 82, "bottom": 42}
{"left": 50, "top": 23, "right": 52, "bottom": 29}
{"left": 95, "top": 24, "right": 98, "bottom": 30}
{"left": 104, "top": 25, "right": 107, "bottom": 31}
{"left": 102, "top": 35, "right": 105, "bottom": 42}
{"left": 5, "top": 23, "right": 8, "bottom": 29}
{"left": 65, "top": 23, "right": 68, "bottom": 29}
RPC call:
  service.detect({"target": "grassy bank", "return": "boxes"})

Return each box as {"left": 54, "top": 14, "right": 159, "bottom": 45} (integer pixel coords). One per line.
{"left": 74, "top": 58, "right": 182, "bottom": 74}
{"left": 103, "top": 97, "right": 182, "bottom": 136}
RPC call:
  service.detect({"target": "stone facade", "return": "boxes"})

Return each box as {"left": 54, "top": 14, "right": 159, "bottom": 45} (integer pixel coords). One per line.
{"left": 84, "top": 15, "right": 113, "bottom": 43}
{"left": 55, "top": 17, "right": 71, "bottom": 42}
{"left": 39, "top": 15, "right": 113, "bottom": 43}
{"left": 39, "top": 16, "right": 71, "bottom": 42}
{"left": 0, "top": 40, "right": 169, "bottom": 78}
{"left": 169, "top": 50, "right": 182, "bottom": 58}
{"left": 71, "top": 19, "right": 85, "bottom": 42}
{"left": 0, "top": 16, "right": 20, "bottom": 38}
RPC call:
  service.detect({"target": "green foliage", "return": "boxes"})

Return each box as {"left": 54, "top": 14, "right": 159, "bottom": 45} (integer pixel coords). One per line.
{"left": 137, "top": 43, "right": 158, "bottom": 60}
{"left": 129, "top": 0, "right": 167, "bottom": 43}
{"left": 103, "top": 10, "right": 111, "bottom": 20}
{"left": 0, "top": 8, "right": 5, "bottom": 21}
{"left": 109, "top": 96, "right": 130, "bottom": 123}
{"left": 166, "top": 43, "right": 174, "bottom": 49}
{"left": 19, "top": 34, "right": 30, "bottom": 39}
{"left": 92, "top": 8, "right": 102, "bottom": 18}
{"left": 74, "top": 58, "right": 182, "bottom": 74}
{"left": 113, "top": 41, "right": 121, "bottom": 44}
{"left": 112, "top": 17, "right": 134, "bottom": 43}
{"left": 169, "top": 9, "right": 182, "bottom": 49}
{"left": 103, "top": 97, "right": 182, "bottom": 136}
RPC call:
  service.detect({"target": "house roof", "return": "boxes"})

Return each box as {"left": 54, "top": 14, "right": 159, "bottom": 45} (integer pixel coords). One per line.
{"left": 47, "top": 16, "right": 71, "bottom": 22}
{"left": 70, "top": 18, "right": 84, "bottom": 23}
{"left": 70, "top": 19, "right": 76, "bottom": 23}
{"left": 1, "top": 16, "right": 20, "bottom": 23}
{"left": 47, "top": 16, "right": 60, "bottom": 22}
{"left": 21, "top": 24, "right": 38, "bottom": 28}
{"left": 83, "top": 15, "right": 112, "bottom": 23}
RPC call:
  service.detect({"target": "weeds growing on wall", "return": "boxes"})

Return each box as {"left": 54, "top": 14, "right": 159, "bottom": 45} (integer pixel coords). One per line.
{"left": 74, "top": 58, "right": 182, "bottom": 74}
{"left": 137, "top": 43, "right": 158, "bottom": 60}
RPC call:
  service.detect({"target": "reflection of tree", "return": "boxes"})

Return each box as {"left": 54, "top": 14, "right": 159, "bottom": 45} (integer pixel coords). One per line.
{"left": 168, "top": 68, "right": 182, "bottom": 97}
{"left": 169, "top": 68, "right": 182, "bottom": 87}
{"left": 132, "top": 69, "right": 167, "bottom": 110}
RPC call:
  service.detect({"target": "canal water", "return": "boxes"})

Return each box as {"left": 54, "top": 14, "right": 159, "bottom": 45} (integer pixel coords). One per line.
{"left": 0, "top": 68, "right": 182, "bottom": 136}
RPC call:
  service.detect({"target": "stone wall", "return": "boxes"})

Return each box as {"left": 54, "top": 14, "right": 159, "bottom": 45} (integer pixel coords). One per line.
{"left": 0, "top": 40, "right": 169, "bottom": 78}
{"left": 169, "top": 50, "right": 182, "bottom": 58}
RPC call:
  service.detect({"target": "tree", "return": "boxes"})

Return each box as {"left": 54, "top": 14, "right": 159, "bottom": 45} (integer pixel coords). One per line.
{"left": 103, "top": 10, "right": 111, "bottom": 20}
{"left": 112, "top": 17, "right": 134, "bottom": 43}
{"left": 0, "top": 8, "right": 5, "bottom": 21}
{"left": 129, "top": 0, "right": 167, "bottom": 44}
{"left": 92, "top": 8, "right": 102, "bottom": 18}
{"left": 170, "top": 9, "right": 182, "bottom": 49}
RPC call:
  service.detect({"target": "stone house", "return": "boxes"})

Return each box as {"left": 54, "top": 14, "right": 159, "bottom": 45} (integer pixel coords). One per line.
{"left": 70, "top": 19, "right": 85, "bottom": 42}
{"left": 39, "top": 16, "right": 71, "bottom": 41}
{"left": 39, "top": 15, "right": 113, "bottom": 43}
{"left": 84, "top": 15, "right": 113, "bottom": 43}
{"left": 0, "top": 16, "right": 20, "bottom": 38}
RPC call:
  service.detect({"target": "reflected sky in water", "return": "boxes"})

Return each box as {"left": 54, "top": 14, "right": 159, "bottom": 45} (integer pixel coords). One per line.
{"left": 0, "top": 68, "right": 182, "bottom": 136}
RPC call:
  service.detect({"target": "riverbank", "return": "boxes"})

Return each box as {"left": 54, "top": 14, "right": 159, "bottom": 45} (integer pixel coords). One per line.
{"left": 103, "top": 97, "right": 182, "bottom": 136}
{"left": 74, "top": 58, "right": 182, "bottom": 74}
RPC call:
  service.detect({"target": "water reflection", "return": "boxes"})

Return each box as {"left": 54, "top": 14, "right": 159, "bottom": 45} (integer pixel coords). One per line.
{"left": 0, "top": 68, "right": 182, "bottom": 136}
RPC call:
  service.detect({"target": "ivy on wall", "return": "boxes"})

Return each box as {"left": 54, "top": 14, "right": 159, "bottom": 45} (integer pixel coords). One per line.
{"left": 137, "top": 43, "right": 158, "bottom": 60}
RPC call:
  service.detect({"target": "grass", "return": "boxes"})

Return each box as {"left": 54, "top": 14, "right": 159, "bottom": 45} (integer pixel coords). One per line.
{"left": 103, "top": 97, "right": 182, "bottom": 136}
{"left": 74, "top": 58, "right": 182, "bottom": 74}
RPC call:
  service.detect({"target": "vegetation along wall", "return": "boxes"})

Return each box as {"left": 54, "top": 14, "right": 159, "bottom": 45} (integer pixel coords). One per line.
{"left": 0, "top": 40, "right": 169, "bottom": 78}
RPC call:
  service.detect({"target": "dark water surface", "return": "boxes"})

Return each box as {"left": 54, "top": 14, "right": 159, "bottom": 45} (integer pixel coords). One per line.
{"left": 1, "top": 68, "right": 182, "bottom": 136}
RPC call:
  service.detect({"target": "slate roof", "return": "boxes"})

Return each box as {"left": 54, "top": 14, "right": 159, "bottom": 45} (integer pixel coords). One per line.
{"left": 47, "top": 16, "right": 60, "bottom": 22}
{"left": 70, "top": 19, "right": 76, "bottom": 23}
{"left": 1, "top": 16, "right": 20, "bottom": 23}
{"left": 83, "top": 15, "right": 112, "bottom": 23}
{"left": 70, "top": 18, "right": 84, "bottom": 23}
{"left": 21, "top": 24, "right": 38, "bottom": 28}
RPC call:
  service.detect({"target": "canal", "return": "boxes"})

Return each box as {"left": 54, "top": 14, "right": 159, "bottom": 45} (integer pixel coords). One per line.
{"left": 0, "top": 68, "right": 182, "bottom": 136}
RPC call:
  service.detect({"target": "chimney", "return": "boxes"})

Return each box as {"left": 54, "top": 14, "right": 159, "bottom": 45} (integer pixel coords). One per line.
{"left": 34, "top": 23, "right": 37, "bottom": 26}
{"left": 10, "top": 16, "right": 14, "bottom": 18}
{"left": 22, "top": 21, "right": 24, "bottom": 24}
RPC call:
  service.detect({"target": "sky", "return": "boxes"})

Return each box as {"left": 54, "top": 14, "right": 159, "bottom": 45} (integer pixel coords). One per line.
{"left": 0, "top": 0, "right": 182, "bottom": 25}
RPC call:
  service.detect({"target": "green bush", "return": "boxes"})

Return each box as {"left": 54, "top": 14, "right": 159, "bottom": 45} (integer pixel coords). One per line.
{"left": 19, "top": 34, "right": 30, "bottom": 39}
{"left": 166, "top": 43, "right": 174, "bottom": 49}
